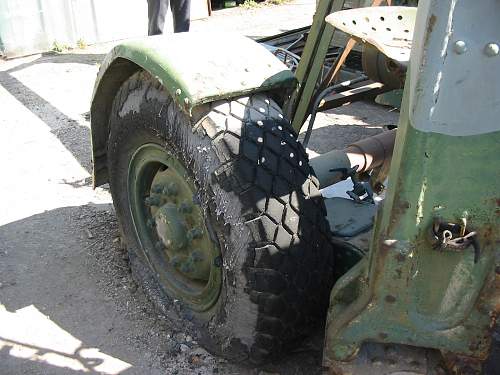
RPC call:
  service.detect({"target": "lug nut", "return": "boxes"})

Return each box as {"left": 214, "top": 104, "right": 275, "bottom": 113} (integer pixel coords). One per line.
{"left": 181, "top": 261, "right": 194, "bottom": 273}
{"left": 163, "top": 182, "right": 178, "bottom": 196}
{"left": 191, "top": 249, "right": 204, "bottom": 262}
{"left": 170, "top": 255, "right": 182, "bottom": 268}
{"left": 213, "top": 256, "right": 222, "bottom": 267}
{"left": 178, "top": 202, "right": 193, "bottom": 214}
{"left": 187, "top": 227, "right": 203, "bottom": 241}
{"left": 145, "top": 196, "right": 161, "bottom": 207}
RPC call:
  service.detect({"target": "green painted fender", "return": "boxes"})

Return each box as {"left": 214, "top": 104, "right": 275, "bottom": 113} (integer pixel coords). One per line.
{"left": 90, "top": 33, "right": 296, "bottom": 186}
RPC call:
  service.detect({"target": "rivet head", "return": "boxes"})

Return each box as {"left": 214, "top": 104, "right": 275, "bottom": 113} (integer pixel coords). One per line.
{"left": 175, "top": 88, "right": 181, "bottom": 96}
{"left": 453, "top": 40, "right": 467, "bottom": 54}
{"left": 484, "top": 43, "right": 499, "bottom": 57}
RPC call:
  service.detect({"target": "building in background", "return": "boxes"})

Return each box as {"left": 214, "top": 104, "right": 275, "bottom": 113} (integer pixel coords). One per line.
{"left": 0, "top": 0, "right": 209, "bottom": 58}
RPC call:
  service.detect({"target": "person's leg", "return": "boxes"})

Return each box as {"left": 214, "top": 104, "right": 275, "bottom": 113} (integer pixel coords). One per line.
{"left": 170, "top": 0, "right": 191, "bottom": 33}
{"left": 147, "top": 0, "right": 169, "bottom": 35}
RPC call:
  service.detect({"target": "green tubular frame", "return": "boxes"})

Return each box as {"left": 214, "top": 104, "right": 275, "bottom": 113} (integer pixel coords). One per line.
{"left": 285, "top": 0, "right": 345, "bottom": 132}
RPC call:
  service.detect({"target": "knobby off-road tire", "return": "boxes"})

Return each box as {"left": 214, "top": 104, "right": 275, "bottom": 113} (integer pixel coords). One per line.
{"left": 107, "top": 71, "right": 335, "bottom": 364}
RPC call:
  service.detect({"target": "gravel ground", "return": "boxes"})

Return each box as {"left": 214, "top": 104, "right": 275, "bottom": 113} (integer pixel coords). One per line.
{"left": 0, "top": 2, "right": 398, "bottom": 374}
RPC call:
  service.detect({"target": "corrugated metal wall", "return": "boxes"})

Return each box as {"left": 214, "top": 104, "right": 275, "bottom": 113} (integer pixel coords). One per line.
{"left": 0, "top": 0, "right": 148, "bottom": 58}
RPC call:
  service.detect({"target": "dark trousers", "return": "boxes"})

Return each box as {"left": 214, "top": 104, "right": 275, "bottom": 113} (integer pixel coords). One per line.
{"left": 147, "top": 0, "right": 191, "bottom": 35}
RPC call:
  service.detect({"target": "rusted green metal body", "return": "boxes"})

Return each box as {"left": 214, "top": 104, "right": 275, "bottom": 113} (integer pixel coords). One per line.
{"left": 321, "top": 0, "right": 500, "bottom": 369}
{"left": 90, "top": 0, "right": 500, "bottom": 371}
{"left": 90, "top": 33, "right": 295, "bottom": 187}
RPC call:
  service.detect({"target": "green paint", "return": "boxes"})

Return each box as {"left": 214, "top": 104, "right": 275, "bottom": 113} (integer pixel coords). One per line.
{"left": 285, "top": 0, "right": 346, "bottom": 130}
{"left": 91, "top": 33, "right": 297, "bottom": 187}
{"left": 128, "top": 143, "right": 222, "bottom": 311}
{"left": 324, "top": 85, "right": 500, "bottom": 364}
{"left": 92, "top": 34, "right": 296, "bottom": 117}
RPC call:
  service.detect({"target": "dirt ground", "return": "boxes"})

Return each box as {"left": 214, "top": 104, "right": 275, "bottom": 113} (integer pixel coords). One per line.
{"left": 0, "top": 2, "right": 399, "bottom": 374}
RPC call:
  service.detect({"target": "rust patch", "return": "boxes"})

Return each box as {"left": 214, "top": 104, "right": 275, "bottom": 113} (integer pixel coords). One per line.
{"left": 442, "top": 352, "right": 483, "bottom": 375}
{"left": 424, "top": 14, "right": 437, "bottom": 47}
{"left": 427, "top": 14, "right": 437, "bottom": 34}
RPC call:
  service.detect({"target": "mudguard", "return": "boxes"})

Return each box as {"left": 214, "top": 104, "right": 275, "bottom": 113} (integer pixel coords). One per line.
{"left": 90, "top": 33, "right": 296, "bottom": 186}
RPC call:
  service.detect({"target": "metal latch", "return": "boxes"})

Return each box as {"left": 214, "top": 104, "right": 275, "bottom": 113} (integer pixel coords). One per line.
{"left": 431, "top": 218, "right": 480, "bottom": 263}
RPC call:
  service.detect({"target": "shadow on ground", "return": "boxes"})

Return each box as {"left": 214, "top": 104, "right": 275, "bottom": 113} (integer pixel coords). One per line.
{"left": 0, "top": 204, "right": 324, "bottom": 375}
{"left": 0, "top": 53, "right": 105, "bottom": 174}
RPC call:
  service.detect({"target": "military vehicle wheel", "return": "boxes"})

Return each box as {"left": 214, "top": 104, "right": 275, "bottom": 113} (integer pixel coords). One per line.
{"left": 107, "top": 71, "right": 335, "bottom": 364}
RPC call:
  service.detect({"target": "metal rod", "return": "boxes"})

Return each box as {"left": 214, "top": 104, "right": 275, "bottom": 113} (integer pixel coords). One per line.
{"left": 302, "top": 74, "right": 368, "bottom": 148}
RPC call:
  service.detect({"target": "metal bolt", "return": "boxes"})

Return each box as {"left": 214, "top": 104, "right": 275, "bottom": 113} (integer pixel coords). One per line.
{"left": 145, "top": 196, "right": 161, "bottom": 207}
{"left": 453, "top": 40, "right": 467, "bottom": 54}
{"left": 191, "top": 249, "right": 204, "bottom": 262}
{"left": 175, "top": 88, "right": 181, "bottom": 96}
{"left": 484, "top": 43, "right": 499, "bottom": 57}
{"left": 184, "top": 97, "right": 190, "bottom": 105}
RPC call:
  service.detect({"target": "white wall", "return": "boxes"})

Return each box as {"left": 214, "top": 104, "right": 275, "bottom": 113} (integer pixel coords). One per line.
{"left": 0, "top": 0, "right": 149, "bottom": 58}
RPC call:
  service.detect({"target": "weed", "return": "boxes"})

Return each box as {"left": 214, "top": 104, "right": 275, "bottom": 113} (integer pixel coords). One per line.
{"left": 52, "top": 41, "right": 70, "bottom": 53}
{"left": 241, "top": 0, "right": 261, "bottom": 8}
{"left": 76, "top": 39, "right": 87, "bottom": 49}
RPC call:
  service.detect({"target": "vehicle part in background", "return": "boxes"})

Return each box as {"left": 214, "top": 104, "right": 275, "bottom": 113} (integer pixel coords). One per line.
{"left": 264, "top": 45, "right": 302, "bottom": 72}
{"left": 303, "top": 74, "right": 369, "bottom": 147}
{"left": 288, "top": 0, "right": 412, "bottom": 132}
{"left": 326, "top": 5, "right": 417, "bottom": 92}
{"left": 362, "top": 45, "right": 406, "bottom": 89}
{"left": 310, "top": 129, "right": 396, "bottom": 189}
{"left": 324, "top": 1, "right": 500, "bottom": 372}
{"left": 326, "top": 6, "right": 416, "bottom": 64}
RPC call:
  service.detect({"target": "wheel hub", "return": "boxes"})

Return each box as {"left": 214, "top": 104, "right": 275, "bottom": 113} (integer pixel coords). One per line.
{"left": 128, "top": 143, "right": 221, "bottom": 311}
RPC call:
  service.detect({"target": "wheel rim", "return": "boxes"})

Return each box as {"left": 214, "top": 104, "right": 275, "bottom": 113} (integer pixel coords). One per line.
{"left": 128, "top": 143, "right": 222, "bottom": 311}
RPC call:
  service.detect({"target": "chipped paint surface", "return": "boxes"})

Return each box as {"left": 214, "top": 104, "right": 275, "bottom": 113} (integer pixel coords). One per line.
{"left": 92, "top": 33, "right": 296, "bottom": 116}
{"left": 409, "top": 0, "right": 500, "bottom": 136}
{"left": 324, "top": 1, "right": 500, "bottom": 369}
